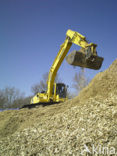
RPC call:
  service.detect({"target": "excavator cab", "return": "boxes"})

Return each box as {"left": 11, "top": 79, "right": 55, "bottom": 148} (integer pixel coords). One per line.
{"left": 56, "top": 83, "right": 67, "bottom": 98}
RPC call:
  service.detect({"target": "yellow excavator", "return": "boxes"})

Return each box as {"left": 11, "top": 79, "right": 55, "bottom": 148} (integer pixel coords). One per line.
{"left": 22, "top": 29, "right": 103, "bottom": 108}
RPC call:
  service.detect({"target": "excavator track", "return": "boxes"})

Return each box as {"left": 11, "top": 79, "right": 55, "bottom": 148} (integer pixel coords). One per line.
{"left": 20, "top": 102, "right": 60, "bottom": 109}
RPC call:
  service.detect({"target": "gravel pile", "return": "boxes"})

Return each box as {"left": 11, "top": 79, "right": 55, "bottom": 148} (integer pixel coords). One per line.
{"left": 0, "top": 59, "right": 117, "bottom": 156}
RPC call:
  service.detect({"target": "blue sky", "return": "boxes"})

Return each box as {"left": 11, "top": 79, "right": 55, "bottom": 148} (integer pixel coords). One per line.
{"left": 0, "top": 0, "right": 117, "bottom": 96}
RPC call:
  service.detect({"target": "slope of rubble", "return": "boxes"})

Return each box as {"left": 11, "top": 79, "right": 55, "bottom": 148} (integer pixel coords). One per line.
{"left": 0, "top": 59, "right": 117, "bottom": 156}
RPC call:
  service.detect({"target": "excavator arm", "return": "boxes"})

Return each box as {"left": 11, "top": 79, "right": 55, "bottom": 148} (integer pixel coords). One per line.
{"left": 47, "top": 29, "right": 103, "bottom": 100}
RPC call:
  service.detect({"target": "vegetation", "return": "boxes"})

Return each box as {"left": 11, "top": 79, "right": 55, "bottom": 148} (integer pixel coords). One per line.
{"left": 0, "top": 87, "right": 31, "bottom": 109}
{"left": 31, "top": 72, "right": 62, "bottom": 95}
{"left": 0, "top": 70, "right": 89, "bottom": 109}
{"left": 72, "top": 67, "right": 89, "bottom": 95}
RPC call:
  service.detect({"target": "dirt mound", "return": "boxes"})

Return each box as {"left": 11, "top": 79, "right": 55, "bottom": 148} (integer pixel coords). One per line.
{"left": 73, "top": 59, "right": 117, "bottom": 103}
{"left": 0, "top": 59, "right": 117, "bottom": 155}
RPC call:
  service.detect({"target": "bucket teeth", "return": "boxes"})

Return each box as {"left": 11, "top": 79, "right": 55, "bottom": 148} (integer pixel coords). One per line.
{"left": 66, "top": 50, "right": 104, "bottom": 70}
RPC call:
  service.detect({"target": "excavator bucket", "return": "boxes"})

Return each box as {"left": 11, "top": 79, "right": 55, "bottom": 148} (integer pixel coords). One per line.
{"left": 66, "top": 50, "right": 104, "bottom": 70}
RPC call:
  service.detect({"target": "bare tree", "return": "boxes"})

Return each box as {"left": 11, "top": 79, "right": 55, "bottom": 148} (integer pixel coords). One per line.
{"left": 12, "top": 96, "right": 32, "bottom": 108}
{"left": 31, "top": 72, "right": 62, "bottom": 95}
{"left": 72, "top": 67, "right": 89, "bottom": 94}
{"left": 0, "top": 90, "right": 6, "bottom": 108}
{"left": 0, "top": 87, "right": 25, "bottom": 108}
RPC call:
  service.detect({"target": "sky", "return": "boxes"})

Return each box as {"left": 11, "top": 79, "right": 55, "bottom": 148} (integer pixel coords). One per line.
{"left": 0, "top": 0, "right": 117, "bottom": 96}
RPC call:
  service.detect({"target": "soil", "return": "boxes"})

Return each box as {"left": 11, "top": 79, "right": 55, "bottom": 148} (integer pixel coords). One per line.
{"left": 0, "top": 59, "right": 117, "bottom": 156}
